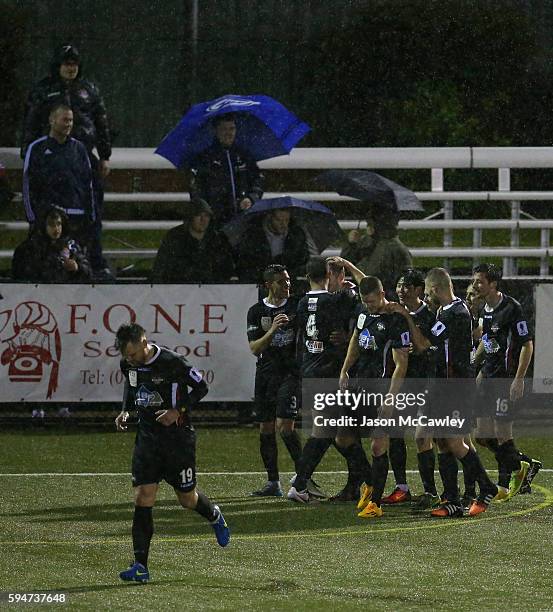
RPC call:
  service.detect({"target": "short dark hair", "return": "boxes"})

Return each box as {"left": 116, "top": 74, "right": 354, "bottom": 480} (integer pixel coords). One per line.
{"left": 213, "top": 113, "right": 236, "bottom": 127}
{"left": 49, "top": 103, "right": 72, "bottom": 118}
{"left": 263, "top": 264, "right": 287, "bottom": 283}
{"left": 397, "top": 268, "right": 425, "bottom": 289}
{"left": 115, "top": 323, "right": 146, "bottom": 352}
{"left": 306, "top": 257, "right": 328, "bottom": 282}
{"left": 473, "top": 263, "right": 502, "bottom": 285}
{"left": 359, "top": 276, "right": 383, "bottom": 295}
{"left": 327, "top": 260, "right": 344, "bottom": 276}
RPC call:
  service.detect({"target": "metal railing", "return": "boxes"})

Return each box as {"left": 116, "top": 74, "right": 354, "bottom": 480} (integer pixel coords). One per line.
{"left": 2, "top": 146, "right": 553, "bottom": 277}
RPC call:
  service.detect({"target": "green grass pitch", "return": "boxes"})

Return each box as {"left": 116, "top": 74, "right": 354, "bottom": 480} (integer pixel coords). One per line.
{"left": 1, "top": 429, "right": 552, "bottom": 610}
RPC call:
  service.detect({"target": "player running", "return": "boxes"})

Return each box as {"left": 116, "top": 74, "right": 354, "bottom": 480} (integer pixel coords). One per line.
{"left": 115, "top": 323, "right": 229, "bottom": 583}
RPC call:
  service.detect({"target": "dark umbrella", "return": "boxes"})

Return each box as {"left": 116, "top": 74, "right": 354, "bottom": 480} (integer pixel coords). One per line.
{"left": 221, "top": 196, "right": 341, "bottom": 253}
{"left": 155, "top": 94, "right": 310, "bottom": 168}
{"left": 316, "top": 170, "right": 423, "bottom": 212}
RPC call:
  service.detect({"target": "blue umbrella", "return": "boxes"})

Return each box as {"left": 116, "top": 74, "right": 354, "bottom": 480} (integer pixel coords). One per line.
{"left": 155, "top": 94, "right": 310, "bottom": 168}
{"left": 222, "top": 196, "right": 341, "bottom": 253}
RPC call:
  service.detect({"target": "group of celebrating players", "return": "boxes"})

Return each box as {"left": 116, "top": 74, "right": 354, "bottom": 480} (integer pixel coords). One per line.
{"left": 246, "top": 257, "right": 540, "bottom": 520}
{"left": 112, "top": 256, "right": 539, "bottom": 583}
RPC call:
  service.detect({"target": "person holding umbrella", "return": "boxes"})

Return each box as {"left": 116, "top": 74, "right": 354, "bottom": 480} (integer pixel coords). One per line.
{"left": 156, "top": 94, "right": 310, "bottom": 228}
{"left": 189, "top": 114, "right": 265, "bottom": 227}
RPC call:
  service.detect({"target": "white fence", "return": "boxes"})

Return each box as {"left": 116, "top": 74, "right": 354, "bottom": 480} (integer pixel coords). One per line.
{"left": 2, "top": 146, "right": 553, "bottom": 277}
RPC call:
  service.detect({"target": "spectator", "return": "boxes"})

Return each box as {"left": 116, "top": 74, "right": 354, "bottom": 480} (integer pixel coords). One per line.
{"left": 189, "top": 114, "right": 264, "bottom": 227}
{"left": 341, "top": 205, "right": 412, "bottom": 296}
{"left": 151, "top": 199, "right": 235, "bottom": 283}
{"left": 236, "top": 208, "right": 310, "bottom": 283}
{"left": 12, "top": 207, "right": 92, "bottom": 282}
{"left": 22, "top": 104, "right": 97, "bottom": 254}
{"left": 21, "top": 43, "right": 113, "bottom": 279}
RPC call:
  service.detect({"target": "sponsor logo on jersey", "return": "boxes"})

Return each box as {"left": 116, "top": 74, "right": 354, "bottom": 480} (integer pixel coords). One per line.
{"left": 189, "top": 367, "right": 203, "bottom": 383}
{"left": 376, "top": 321, "right": 385, "bottom": 331}
{"left": 482, "top": 333, "right": 501, "bottom": 354}
{"left": 129, "top": 370, "right": 137, "bottom": 387}
{"left": 261, "top": 316, "right": 272, "bottom": 331}
{"left": 306, "top": 340, "right": 324, "bottom": 353}
{"left": 152, "top": 376, "right": 164, "bottom": 384}
{"left": 271, "top": 328, "right": 295, "bottom": 348}
{"left": 135, "top": 385, "right": 164, "bottom": 407}
{"left": 491, "top": 323, "right": 500, "bottom": 333}
{"left": 308, "top": 297, "right": 318, "bottom": 311}
{"left": 358, "top": 328, "right": 377, "bottom": 350}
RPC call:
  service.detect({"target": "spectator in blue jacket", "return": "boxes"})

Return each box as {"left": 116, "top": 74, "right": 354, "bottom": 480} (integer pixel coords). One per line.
{"left": 23, "top": 104, "right": 97, "bottom": 259}
{"left": 21, "top": 44, "right": 113, "bottom": 279}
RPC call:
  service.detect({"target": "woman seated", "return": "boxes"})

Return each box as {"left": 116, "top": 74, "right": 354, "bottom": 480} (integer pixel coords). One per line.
{"left": 12, "top": 207, "right": 92, "bottom": 283}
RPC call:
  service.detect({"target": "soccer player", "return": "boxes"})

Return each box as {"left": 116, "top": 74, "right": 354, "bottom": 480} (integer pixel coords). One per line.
{"left": 472, "top": 264, "right": 540, "bottom": 498}
{"left": 287, "top": 257, "right": 364, "bottom": 503}
{"left": 115, "top": 323, "right": 229, "bottom": 583}
{"left": 385, "top": 269, "right": 440, "bottom": 509}
{"left": 339, "top": 276, "right": 411, "bottom": 518}
{"left": 247, "top": 265, "right": 304, "bottom": 496}
{"left": 406, "top": 268, "right": 498, "bottom": 517}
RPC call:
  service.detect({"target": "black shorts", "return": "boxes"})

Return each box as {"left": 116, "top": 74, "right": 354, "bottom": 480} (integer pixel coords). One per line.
{"left": 425, "top": 379, "right": 474, "bottom": 436}
{"left": 254, "top": 371, "right": 299, "bottom": 423}
{"left": 476, "top": 378, "right": 517, "bottom": 421}
{"left": 132, "top": 427, "right": 197, "bottom": 492}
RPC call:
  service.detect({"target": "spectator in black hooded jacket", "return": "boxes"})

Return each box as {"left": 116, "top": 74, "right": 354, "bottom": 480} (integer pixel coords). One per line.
{"left": 151, "top": 199, "right": 235, "bottom": 283}
{"left": 20, "top": 43, "right": 113, "bottom": 279}
{"left": 12, "top": 207, "right": 92, "bottom": 283}
{"left": 189, "top": 114, "right": 264, "bottom": 227}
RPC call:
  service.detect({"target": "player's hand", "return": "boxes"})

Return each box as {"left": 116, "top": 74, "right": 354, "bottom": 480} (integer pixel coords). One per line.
{"left": 270, "top": 313, "right": 289, "bottom": 333}
{"left": 510, "top": 378, "right": 525, "bottom": 402}
{"left": 330, "top": 329, "right": 348, "bottom": 346}
{"left": 239, "top": 197, "right": 252, "bottom": 210}
{"left": 339, "top": 371, "right": 349, "bottom": 391}
{"left": 155, "top": 408, "right": 180, "bottom": 426}
{"left": 384, "top": 302, "right": 406, "bottom": 315}
{"left": 115, "top": 411, "right": 129, "bottom": 431}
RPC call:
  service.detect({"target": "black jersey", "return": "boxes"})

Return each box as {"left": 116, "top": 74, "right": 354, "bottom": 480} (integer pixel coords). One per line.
{"left": 406, "top": 302, "right": 435, "bottom": 379}
{"left": 429, "top": 298, "right": 473, "bottom": 379}
{"left": 354, "top": 304, "right": 410, "bottom": 378}
{"left": 120, "top": 345, "right": 208, "bottom": 434}
{"left": 297, "top": 289, "right": 357, "bottom": 378}
{"left": 246, "top": 296, "right": 299, "bottom": 375}
{"left": 478, "top": 293, "right": 533, "bottom": 378}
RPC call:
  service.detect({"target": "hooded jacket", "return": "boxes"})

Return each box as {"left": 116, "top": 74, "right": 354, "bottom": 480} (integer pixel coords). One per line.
{"left": 12, "top": 212, "right": 92, "bottom": 283}
{"left": 20, "top": 45, "right": 112, "bottom": 160}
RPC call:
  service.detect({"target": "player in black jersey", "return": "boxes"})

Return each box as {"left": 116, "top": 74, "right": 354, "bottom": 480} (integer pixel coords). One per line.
{"left": 472, "top": 264, "right": 539, "bottom": 498}
{"left": 385, "top": 269, "right": 440, "bottom": 509}
{"left": 114, "top": 323, "right": 229, "bottom": 583}
{"left": 287, "top": 257, "right": 367, "bottom": 503}
{"left": 416, "top": 268, "right": 497, "bottom": 517}
{"left": 339, "top": 276, "right": 411, "bottom": 518}
{"left": 247, "top": 265, "right": 304, "bottom": 497}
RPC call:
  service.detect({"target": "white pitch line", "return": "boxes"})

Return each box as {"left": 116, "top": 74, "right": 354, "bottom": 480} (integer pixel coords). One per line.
{"left": 0, "top": 469, "right": 550, "bottom": 477}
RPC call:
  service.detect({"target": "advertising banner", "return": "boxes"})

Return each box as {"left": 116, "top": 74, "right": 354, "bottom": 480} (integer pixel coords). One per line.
{"left": 0, "top": 284, "right": 257, "bottom": 402}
